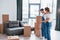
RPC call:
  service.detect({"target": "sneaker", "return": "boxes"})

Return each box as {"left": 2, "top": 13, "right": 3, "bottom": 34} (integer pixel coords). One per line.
{"left": 45, "top": 38, "right": 47, "bottom": 40}
{"left": 40, "top": 37, "right": 43, "bottom": 39}
{"left": 42, "top": 37, "right": 45, "bottom": 40}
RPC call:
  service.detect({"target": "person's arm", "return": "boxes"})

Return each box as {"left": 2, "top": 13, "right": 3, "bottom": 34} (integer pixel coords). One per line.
{"left": 41, "top": 18, "right": 50, "bottom": 22}
{"left": 45, "top": 14, "right": 50, "bottom": 22}
{"left": 44, "top": 18, "right": 50, "bottom": 22}
{"left": 42, "top": 14, "right": 50, "bottom": 22}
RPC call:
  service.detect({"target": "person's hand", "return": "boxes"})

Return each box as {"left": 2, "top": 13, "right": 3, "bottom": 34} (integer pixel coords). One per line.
{"left": 44, "top": 20, "right": 47, "bottom": 23}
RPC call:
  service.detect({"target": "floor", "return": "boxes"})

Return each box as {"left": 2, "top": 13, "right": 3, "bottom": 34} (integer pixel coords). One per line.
{"left": 0, "top": 30, "right": 60, "bottom": 40}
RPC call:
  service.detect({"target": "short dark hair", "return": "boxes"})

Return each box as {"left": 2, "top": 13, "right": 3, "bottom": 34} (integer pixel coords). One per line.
{"left": 40, "top": 9, "right": 44, "bottom": 11}
{"left": 45, "top": 7, "right": 50, "bottom": 12}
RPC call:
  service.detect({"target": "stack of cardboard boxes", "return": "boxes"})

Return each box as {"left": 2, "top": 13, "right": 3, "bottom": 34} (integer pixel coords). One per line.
{"left": 2, "top": 14, "right": 9, "bottom": 34}
{"left": 0, "top": 14, "right": 9, "bottom": 34}
{"left": 34, "top": 16, "right": 42, "bottom": 37}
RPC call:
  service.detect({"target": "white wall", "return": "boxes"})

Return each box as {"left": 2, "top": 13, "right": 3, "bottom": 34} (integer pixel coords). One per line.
{"left": 0, "top": 0, "right": 17, "bottom": 24}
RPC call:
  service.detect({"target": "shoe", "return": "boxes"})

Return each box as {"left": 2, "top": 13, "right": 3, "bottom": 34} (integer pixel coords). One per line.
{"left": 45, "top": 38, "right": 47, "bottom": 40}
{"left": 40, "top": 37, "right": 43, "bottom": 39}
{"left": 42, "top": 37, "right": 45, "bottom": 40}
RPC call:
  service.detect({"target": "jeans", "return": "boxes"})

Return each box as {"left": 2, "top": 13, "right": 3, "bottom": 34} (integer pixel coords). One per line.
{"left": 42, "top": 22, "right": 51, "bottom": 40}
{"left": 42, "top": 22, "right": 46, "bottom": 37}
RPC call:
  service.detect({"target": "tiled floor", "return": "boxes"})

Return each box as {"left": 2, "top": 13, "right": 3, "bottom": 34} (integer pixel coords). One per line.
{"left": 51, "top": 30, "right": 60, "bottom": 40}
{"left": 0, "top": 30, "right": 60, "bottom": 40}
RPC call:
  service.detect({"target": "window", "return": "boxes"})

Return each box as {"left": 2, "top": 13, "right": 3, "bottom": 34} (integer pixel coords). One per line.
{"left": 22, "top": 0, "right": 57, "bottom": 29}
{"left": 29, "top": 0, "right": 40, "bottom": 3}
{"left": 22, "top": 0, "right": 41, "bottom": 26}
{"left": 29, "top": 4, "right": 40, "bottom": 18}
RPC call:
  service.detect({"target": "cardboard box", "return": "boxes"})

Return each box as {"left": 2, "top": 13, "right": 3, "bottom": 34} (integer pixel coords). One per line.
{"left": 2, "top": 14, "right": 9, "bottom": 23}
{"left": 35, "top": 30, "right": 40, "bottom": 37}
{"left": 37, "top": 23, "right": 42, "bottom": 29}
{"left": 0, "top": 24, "right": 1, "bottom": 33}
{"left": 36, "top": 16, "right": 42, "bottom": 24}
{"left": 35, "top": 30, "right": 42, "bottom": 37}
{"left": 35, "top": 23, "right": 40, "bottom": 31}
{"left": 2, "top": 14, "right": 9, "bottom": 34}
{"left": 0, "top": 24, "right": 4, "bottom": 34}
{"left": 8, "top": 36, "right": 19, "bottom": 40}
{"left": 34, "top": 23, "right": 41, "bottom": 30}
{"left": 24, "top": 26, "right": 31, "bottom": 37}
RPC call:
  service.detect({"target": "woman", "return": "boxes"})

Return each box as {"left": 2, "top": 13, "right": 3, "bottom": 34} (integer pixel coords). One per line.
{"left": 44, "top": 7, "right": 51, "bottom": 40}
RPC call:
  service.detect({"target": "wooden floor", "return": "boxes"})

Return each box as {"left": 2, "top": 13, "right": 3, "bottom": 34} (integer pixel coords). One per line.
{"left": 0, "top": 30, "right": 60, "bottom": 40}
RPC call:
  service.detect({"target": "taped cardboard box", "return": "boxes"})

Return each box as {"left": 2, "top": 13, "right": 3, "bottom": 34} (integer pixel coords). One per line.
{"left": 35, "top": 30, "right": 42, "bottom": 37}
{"left": 35, "top": 23, "right": 41, "bottom": 30}
{"left": 24, "top": 26, "right": 31, "bottom": 37}
{"left": 36, "top": 16, "right": 42, "bottom": 24}
{"left": 2, "top": 14, "right": 9, "bottom": 23}
{"left": 0, "top": 24, "right": 4, "bottom": 34}
{"left": 8, "top": 36, "right": 19, "bottom": 40}
{"left": 35, "top": 30, "right": 40, "bottom": 37}
{"left": 0, "top": 24, "right": 1, "bottom": 33}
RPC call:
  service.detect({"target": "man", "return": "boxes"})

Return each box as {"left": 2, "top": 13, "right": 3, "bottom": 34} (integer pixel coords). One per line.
{"left": 40, "top": 9, "right": 46, "bottom": 40}
{"left": 40, "top": 9, "right": 44, "bottom": 16}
